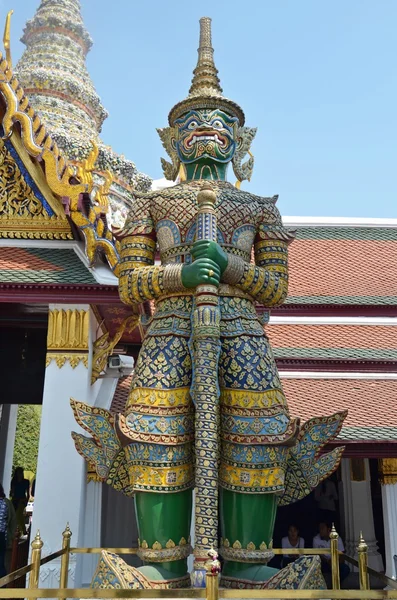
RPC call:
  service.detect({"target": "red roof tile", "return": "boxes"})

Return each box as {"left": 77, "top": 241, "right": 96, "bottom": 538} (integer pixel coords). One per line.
{"left": 110, "top": 375, "right": 132, "bottom": 414}
{"left": 282, "top": 378, "right": 397, "bottom": 429}
{"left": 267, "top": 324, "right": 397, "bottom": 349}
{"left": 288, "top": 238, "right": 397, "bottom": 302}
{"left": 0, "top": 248, "right": 62, "bottom": 271}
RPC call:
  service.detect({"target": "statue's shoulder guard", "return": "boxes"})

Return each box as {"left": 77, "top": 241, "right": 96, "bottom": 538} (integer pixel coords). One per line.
{"left": 122, "top": 189, "right": 158, "bottom": 237}
{"left": 225, "top": 186, "right": 296, "bottom": 244}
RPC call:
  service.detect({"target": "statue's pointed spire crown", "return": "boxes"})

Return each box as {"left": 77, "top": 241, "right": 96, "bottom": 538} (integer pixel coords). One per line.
{"left": 189, "top": 17, "right": 222, "bottom": 98}
{"left": 168, "top": 17, "right": 245, "bottom": 126}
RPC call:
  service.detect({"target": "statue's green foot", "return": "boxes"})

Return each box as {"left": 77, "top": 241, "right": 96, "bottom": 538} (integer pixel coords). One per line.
{"left": 91, "top": 551, "right": 190, "bottom": 590}
{"left": 221, "top": 562, "right": 279, "bottom": 583}
{"left": 220, "top": 556, "right": 326, "bottom": 590}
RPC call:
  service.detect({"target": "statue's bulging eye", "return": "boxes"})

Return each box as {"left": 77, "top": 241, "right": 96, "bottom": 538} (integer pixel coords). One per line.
{"left": 212, "top": 120, "right": 223, "bottom": 129}
{"left": 188, "top": 121, "right": 198, "bottom": 130}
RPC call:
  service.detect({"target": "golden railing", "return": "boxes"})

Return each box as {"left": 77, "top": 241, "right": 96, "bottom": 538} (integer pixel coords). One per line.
{"left": 0, "top": 525, "right": 396, "bottom": 599}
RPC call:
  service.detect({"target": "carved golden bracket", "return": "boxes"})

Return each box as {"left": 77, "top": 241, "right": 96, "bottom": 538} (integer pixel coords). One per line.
{"left": 379, "top": 458, "right": 397, "bottom": 485}
{"left": 46, "top": 309, "right": 89, "bottom": 370}
{"left": 87, "top": 463, "right": 102, "bottom": 483}
{"left": 91, "top": 315, "right": 139, "bottom": 384}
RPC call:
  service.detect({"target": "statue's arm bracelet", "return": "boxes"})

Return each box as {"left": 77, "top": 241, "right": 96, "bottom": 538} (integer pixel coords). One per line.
{"left": 163, "top": 264, "right": 189, "bottom": 293}
{"left": 222, "top": 254, "right": 246, "bottom": 285}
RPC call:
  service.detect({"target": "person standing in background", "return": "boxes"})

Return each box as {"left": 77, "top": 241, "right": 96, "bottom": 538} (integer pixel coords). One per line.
{"left": 0, "top": 484, "right": 9, "bottom": 577}
{"left": 313, "top": 521, "right": 350, "bottom": 585}
{"left": 10, "top": 467, "right": 29, "bottom": 535}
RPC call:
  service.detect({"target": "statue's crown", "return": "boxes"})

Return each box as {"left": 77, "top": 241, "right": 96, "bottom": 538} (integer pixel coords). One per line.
{"left": 168, "top": 17, "right": 245, "bottom": 126}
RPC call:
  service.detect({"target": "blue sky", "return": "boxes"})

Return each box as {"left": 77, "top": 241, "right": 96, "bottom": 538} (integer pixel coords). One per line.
{"left": 4, "top": 0, "right": 397, "bottom": 217}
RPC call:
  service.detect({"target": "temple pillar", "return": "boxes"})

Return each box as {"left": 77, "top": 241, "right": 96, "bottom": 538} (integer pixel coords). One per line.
{"left": 340, "top": 458, "right": 384, "bottom": 571}
{"left": 31, "top": 304, "right": 94, "bottom": 588}
{"left": 379, "top": 459, "right": 397, "bottom": 579}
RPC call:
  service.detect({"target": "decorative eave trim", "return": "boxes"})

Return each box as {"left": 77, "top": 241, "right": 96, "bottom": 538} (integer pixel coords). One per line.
{"left": 276, "top": 359, "right": 397, "bottom": 373}
{"left": 279, "top": 371, "right": 397, "bottom": 379}
{"left": 269, "top": 305, "right": 397, "bottom": 317}
{"left": 269, "top": 316, "right": 397, "bottom": 325}
{"left": 0, "top": 283, "right": 120, "bottom": 304}
{"left": 325, "top": 441, "right": 397, "bottom": 458}
{"left": 282, "top": 216, "right": 397, "bottom": 228}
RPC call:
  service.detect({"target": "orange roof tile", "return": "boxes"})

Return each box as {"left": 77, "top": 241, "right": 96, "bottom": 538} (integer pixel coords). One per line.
{"left": 110, "top": 375, "right": 132, "bottom": 414}
{"left": 0, "top": 248, "right": 62, "bottom": 271}
{"left": 282, "top": 378, "right": 397, "bottom": 440}
{"left": 267, "top": 324, "right": 397, "bottom": 349}
{"left": 287, "top": 232, "right": 397, "bottom": 304}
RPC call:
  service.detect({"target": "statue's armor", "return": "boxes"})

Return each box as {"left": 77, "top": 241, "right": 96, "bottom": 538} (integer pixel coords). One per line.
{"left": 72, "top": 178, "right": 345, "bottom": 585}
{"left": 116, "top": 180, "right": 297, "bottom": 570}
{"left": 120, "top": 180, "right": 296, "bottom": 483}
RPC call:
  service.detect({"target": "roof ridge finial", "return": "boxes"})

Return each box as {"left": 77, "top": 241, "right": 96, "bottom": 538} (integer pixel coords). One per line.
{"left": 189, "top": 17, "right": 222, "bottom": 97}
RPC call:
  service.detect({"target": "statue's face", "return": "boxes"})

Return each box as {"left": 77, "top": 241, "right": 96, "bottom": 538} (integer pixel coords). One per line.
{"left": 174, "top": 109, "right": 238, "bottom": 165}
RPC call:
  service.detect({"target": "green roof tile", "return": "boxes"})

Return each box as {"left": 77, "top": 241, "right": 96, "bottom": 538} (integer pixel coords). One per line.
{"left": 274, "top": 348, "right": 397, "bottom": 360}
{"left": 295, "top": 227, "right": 397, "bottom": 241}
{"left": 286, "top": 295, "right": 397, "bottom": 305}
{"left": 339, "top": 426, "right": 397, "bottom": 441}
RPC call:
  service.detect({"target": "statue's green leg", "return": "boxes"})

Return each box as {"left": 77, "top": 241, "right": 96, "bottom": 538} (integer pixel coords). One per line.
{"left": 220, "top": 488, "right": 279, "bottom": 581}
{"left": 135, "top": 489, "right": 192, "bottom": 581}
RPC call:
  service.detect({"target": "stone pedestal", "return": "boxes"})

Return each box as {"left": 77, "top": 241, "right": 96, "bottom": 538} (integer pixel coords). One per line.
{"left": 380, "top": 459, "right": 397, "bottom": 579}
{"left": 341, "top": 458, "right": 384, "bottom": 571}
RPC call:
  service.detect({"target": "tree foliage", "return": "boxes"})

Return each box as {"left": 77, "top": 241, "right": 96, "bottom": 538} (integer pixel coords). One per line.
{"left": 13, "top": 405, "right": 42, "bottom": 475}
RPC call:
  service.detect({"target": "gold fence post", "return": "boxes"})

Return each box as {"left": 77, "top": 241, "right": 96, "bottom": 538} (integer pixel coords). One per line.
{"left": 206, "top": 570, "right": 219, "bottom": 600}
{"left": 29, "top": 531, "right": 43, "bottom": 589}
{"left": 59, "top": 524, "right": 72, "bottom": 594}
{"left": 330, "top": 524, "right": 341, "bottom": 591}
{"left": 357, "top": 532, "right": 370, "bottom": 590}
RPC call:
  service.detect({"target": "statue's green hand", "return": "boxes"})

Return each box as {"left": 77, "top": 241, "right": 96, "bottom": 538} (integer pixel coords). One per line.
{"left": 192, "top": 240, "right": 228, "bottom": 274}
{"left": 181, "top": 258, "right": 220, "bottom": 288}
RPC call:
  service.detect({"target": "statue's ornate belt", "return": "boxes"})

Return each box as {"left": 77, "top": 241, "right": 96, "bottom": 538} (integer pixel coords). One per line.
{"left": 157, "top": 284, "right": 254, "bottom": 303}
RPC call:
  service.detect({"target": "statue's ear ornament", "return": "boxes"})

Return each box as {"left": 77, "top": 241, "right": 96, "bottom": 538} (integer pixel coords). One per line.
{"left": 157, "top": 127, "right": 180, "bottom": 181}
{"left": 232, "top": 126, "right": 257, "bottom": 187}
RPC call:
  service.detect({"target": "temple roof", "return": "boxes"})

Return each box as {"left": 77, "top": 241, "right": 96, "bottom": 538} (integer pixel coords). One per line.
{"left": 107, "top": 373, "right": 397, "bottom": 446}
{"left": 0, "top": 247, "right": 97, "bottom": 285}
{"left": 282, "top": 377, "right": 397, "bottom": 443}
{"left": 267, "top": 323, "right": 397, "bottom": 363}
{"left": 284, "top": 222, "right": 397, "bottom": 306}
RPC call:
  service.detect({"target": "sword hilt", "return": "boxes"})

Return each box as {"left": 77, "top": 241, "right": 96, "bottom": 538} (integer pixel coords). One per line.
{"left": 196, "top": 183, "right": 218, "bottom": 306}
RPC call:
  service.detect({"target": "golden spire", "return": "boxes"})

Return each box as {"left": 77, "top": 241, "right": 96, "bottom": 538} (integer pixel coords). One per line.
{"left": 168, "top": 17, "right": 245, "bottom": 126}
{"left": 189, "top": 17, "right": 222, "bottom": 98}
